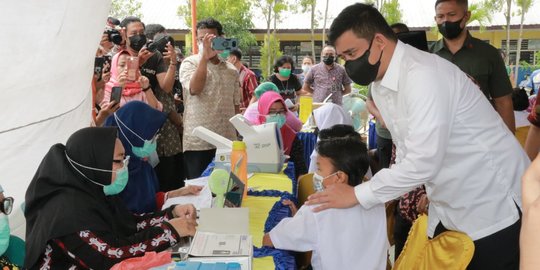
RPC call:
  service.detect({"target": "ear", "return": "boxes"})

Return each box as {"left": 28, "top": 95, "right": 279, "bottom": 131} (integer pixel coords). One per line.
{"left": 374, "top": 33, "right": 387, "bottom": 50}
{"left": 335, "top": 171, "right": 348, "bottom": 185}
{"left": 464, "top": 11, "right": 471, "bottom": 24}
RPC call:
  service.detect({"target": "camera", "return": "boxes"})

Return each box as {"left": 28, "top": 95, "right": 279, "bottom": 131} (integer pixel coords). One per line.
{"left": 211, "top": 37, "right": 238, "bottom": 51}
{"left": 147, "top": 34, "right": 174, "bottom": 54}
{"left": 105, "top": 28, "right": 122, "bottom": 45}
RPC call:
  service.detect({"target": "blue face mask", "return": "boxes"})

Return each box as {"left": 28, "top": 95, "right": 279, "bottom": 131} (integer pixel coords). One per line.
{"left": 266, "top": 114, "right": 286, "bottom": 129}
{"left": 0, "top": 215, "right": 10, "bottom": 255}
{"left": 114, "top": 113, "right": 158, "bottom": 159}
{"left": 66, "top": 152, "right": 130, "bottom": 196}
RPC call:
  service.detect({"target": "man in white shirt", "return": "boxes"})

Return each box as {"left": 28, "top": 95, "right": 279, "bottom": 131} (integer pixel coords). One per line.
{"left": 307, "top": 3, "right": 530, "bottom": 269}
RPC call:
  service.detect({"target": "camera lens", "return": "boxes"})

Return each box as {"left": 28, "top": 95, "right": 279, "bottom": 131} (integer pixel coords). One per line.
{"left": 223, "top": 41, "right": 229, "bottom": 47}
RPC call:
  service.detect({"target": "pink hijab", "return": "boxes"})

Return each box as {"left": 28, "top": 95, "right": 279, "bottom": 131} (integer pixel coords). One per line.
{"left": 104, "top": 51, "right": 142, "bottom": 97}
{"left": 257, "top": 91, "right": 297, "bottom": 155}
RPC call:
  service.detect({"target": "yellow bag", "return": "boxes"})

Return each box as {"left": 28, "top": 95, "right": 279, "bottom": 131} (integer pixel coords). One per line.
{"left": 393, "top": 215, "right": 475, "bottom": 270}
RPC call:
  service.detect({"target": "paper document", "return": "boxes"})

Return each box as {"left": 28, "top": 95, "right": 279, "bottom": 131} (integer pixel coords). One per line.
{"left": 189, "top": 231, "right": 252, "bottom": 257}
{"left": 162, "top": 176, "right": 212, "bottom": 210}
{"left": 198, "top": 208, "right": 249, "bottom": 234}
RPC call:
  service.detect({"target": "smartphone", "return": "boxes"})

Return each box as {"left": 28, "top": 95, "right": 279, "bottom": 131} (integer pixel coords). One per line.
{"left": 94, "top": 57, "right": 105, "bottom": 81}
{"left": 110, "top": 86, "right": 122, "bottom": 104}
{"left": 211, "top": 37, "right": 238, "bottom": 51}
{"left": 126, "top": 56, "right": 139, "bottom": 82}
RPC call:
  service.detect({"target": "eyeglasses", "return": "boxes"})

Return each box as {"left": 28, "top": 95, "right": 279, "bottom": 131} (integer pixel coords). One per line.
{"left": 1, "top": 197, "right": 14, "bottom": 215}
{"left": 267, "top": 110, "right": 287, "bottom": 115}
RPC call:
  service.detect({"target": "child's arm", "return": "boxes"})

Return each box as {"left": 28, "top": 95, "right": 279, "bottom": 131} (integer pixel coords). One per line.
{"left": 263, "top": 205, "right": 318, "bottom": 252}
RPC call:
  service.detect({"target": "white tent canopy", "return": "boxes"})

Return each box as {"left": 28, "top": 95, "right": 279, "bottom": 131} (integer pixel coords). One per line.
{"left": 0, "top": 0, "right": 111, "bottom": 238}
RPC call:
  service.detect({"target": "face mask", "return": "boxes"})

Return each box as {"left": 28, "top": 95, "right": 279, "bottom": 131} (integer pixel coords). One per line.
{"left": 198, "top": 43, "right": 203, "bottom": 54}
{"left": 219, "top": 50, "right": 230, "bottom": 59}
{"left": 312, "top": 172, "right": 338, "bottom": 192}
{"left": 0, "top": 215, "right": 9, "bottom": 256}
{"left": 103, "top": 163, "right": 129, "bottom": 196}
{"left": 266, "top": 114, "right": 286, "bottom": 128}
{"left": 322, "top": 56, "right": 335, "bottom": 65}
{"left": 344, "top": 38, "right": 383, "bottom": 86}
{"left": 129, "top": 34, "right": 147, "bottom": 51}
{"left": 302, "top": 65, "right": 311, "bottom": 73}
{"left": 114, "top": 113, "right": 158, "bottom": 159}
{"left": 279, "top": 68, "right": 291, "bottom": 77}
{"left": 437, "top": 17, "right": 465, "bottom": 40}
{"left": 65, "top": 152, "right": 130, "bottom": 196}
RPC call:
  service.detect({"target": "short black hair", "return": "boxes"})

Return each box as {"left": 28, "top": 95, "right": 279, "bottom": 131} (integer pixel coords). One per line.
{"left": 196, "top": 18, "right": 224, "bottom": 36}
{"left": 273, "top": 56, "right": 295, "bottom": 73}
{"left": 120, "top": 16, "right": 145, "bottom": 30}
{"left": 230, "top": 48, "right": 243, "bottom": 60}
{"left": 328, "top": 3, "right": 396, "bottom": 46}
{"left": 512, "top": 88, "right": 530, "bottom": 111}
{"left": 316, "top": 124, "right": 368, "bottom": 186}
{"left": 145, "top": 24, "right": 166, "bottom": 40}
{"left": 390, "top": 23, "right": 410, "bottom": 34}
{"left": 435, "top": 0, "right": 468, "bottom": 9}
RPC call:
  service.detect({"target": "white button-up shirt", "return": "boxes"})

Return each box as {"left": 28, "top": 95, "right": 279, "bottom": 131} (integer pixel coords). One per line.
{"left": 355, "top": 41, "right": 530, "bottom": 240}
{"left": 269, "top": 204, "right": 388, "bottom": 270}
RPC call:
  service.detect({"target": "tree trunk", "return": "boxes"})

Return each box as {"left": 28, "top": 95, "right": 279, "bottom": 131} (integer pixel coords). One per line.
{"left": 267, "top": 2, "right": 273, "bottom": 77}
{"left": 310, "top": 1, "right": 316, "bottom": 61}
{"left": 514, "top": 6, "right": 526, "bottom": 85}
{"left": 322, "top": 0, "right": 329, "bottom": 45}
{"left": 505, "top": 0, "right": 512, "bottom": 66}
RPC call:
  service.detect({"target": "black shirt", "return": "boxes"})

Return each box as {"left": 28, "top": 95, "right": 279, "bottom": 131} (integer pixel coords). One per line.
{"left": 269, "top": 74, "right": 302, "bottom": 102}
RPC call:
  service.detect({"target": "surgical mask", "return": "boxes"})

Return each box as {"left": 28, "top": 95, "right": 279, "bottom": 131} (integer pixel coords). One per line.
{"left": 114, "top": 113, "right": 158, "bottom": 160}
{"left": 312, "top": 172, "right": 338, "bottom": 192}
{"left": 219, "top": 50, "right": 230, "bottom": 59}
{"left": 344, "top": 38, "right": 383, "bottom": 86}
{"left": 265, "top": 114, "right": 286, "bottom": 128}
{"left": 279, "top": 68, "right": 291, "bottom": 77}
{"left": 302, "top": 65, "right": 311, "bottom": 73}
{"left": 198, "top": 43, "right": 203, "bottom": 54}
{"left": 65, "top": 152, "right": 130, "bottom": 196}
{"left": 437, "top": 17, "right": 465, "bottom": 40}
{"left": 129, "top": 34, "right": 147, "bottom": 51}
{"left": 322, "top": 56, "right": 335, "bottom": 65}
{"left": 0, "top": 215, "right": 9, "bottom": 256}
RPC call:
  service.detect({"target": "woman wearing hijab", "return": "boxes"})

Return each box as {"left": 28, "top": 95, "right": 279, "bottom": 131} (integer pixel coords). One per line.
{"left": 100, "top": 50, "right": 162, "bottom": 111}
{"left": 25, "top": 127, "right": 197, "bottom": 269}
{"left": 308, "top": 103, "right": 353, "bottom": 173}
{"left": 256, "top": 91, "right": 307, "bottom": 179}
{"left": 243, "top": 82, "right": 303, "bottom": 132}
{"left": 103, "top": 101, "right": 201, "bottom": 214}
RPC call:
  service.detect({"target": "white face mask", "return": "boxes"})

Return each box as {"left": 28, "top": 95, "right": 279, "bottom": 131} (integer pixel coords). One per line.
{"left": 302, "top": 64, "right": 311, "bottom": 74}
{"left": 312, "top": 172, "right": 338, "bottom": 192}
{"left": 198, "top": 43, "right": 203, "bottom": 55}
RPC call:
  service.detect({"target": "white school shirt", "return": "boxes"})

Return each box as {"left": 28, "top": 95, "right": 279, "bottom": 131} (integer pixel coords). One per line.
{"left": 269, "top": 204, "right": 387, "bottom": 270}
{"left": 355, "top": 41, "right": 530, "bottom": 240}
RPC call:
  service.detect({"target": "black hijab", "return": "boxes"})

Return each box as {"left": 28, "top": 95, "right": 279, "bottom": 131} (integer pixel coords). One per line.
{"left": 24, "top": 127, "right": 137, "bottom": 268}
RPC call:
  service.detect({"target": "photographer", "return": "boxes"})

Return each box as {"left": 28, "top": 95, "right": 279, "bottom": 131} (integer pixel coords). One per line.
{"left": 120, "top": 18, "right": 184, "bottom": 191}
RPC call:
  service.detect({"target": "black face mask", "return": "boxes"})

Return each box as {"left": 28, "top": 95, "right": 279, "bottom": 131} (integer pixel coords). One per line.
{"left": 322, "top": 56, "right": 335, "bottom": 65}
{"left": 437, "top": 17, "right": 465, "bottom": 40}
{"left": 344, "top": 38, "right": 383, "bottom": 86}
{"left": 129, "top": 34, "right": 147, "bottom": 52}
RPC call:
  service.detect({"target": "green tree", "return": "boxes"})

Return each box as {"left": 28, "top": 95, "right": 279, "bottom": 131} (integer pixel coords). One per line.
{"left": 299, "top": 0, "right": 318, "bottom": 61}
{"left": 260, "top": 34, "right": 283, "bottom": 79}
{"left": 380, "top": 0, "right": 403, "bottom": 25}
{"left": 514, "top": 0, "right": 534, "bottom": 83}
{"left": 252, "top": 0, "right": 289, "bottom": 76}
{"left": 177, "top": 0, "right": 256, "bottom": 54}
{"left": 109, "top": 0, "right": 142, "bottom": 19}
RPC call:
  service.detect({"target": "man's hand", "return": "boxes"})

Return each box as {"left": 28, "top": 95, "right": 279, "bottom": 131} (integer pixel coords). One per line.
{"left": 305, "top": 183, "right": 359, "bottom": 212}
{"left": 168, "top": 217, "right": 198, "bottom": 237}
{"left": 200, "top": 33, "right": 217, "bottom": 61}
{"left": 138, "top": 47, "right": 155, "bottom": 66}
{"left": 173, "top": 204, "right": 197, "bottom": 219}
{"left": 162, "top": 42, "right": 177, "bottom": 66}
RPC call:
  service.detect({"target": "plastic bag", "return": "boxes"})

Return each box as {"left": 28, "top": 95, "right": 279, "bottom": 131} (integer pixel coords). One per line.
{"left": 110, "top": 251, "right": 172, "bottom": 270}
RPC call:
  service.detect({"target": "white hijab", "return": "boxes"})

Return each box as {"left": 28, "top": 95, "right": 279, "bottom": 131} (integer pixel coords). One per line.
{"left": 308, "top": 103, "right": 353, "bottom": 173}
